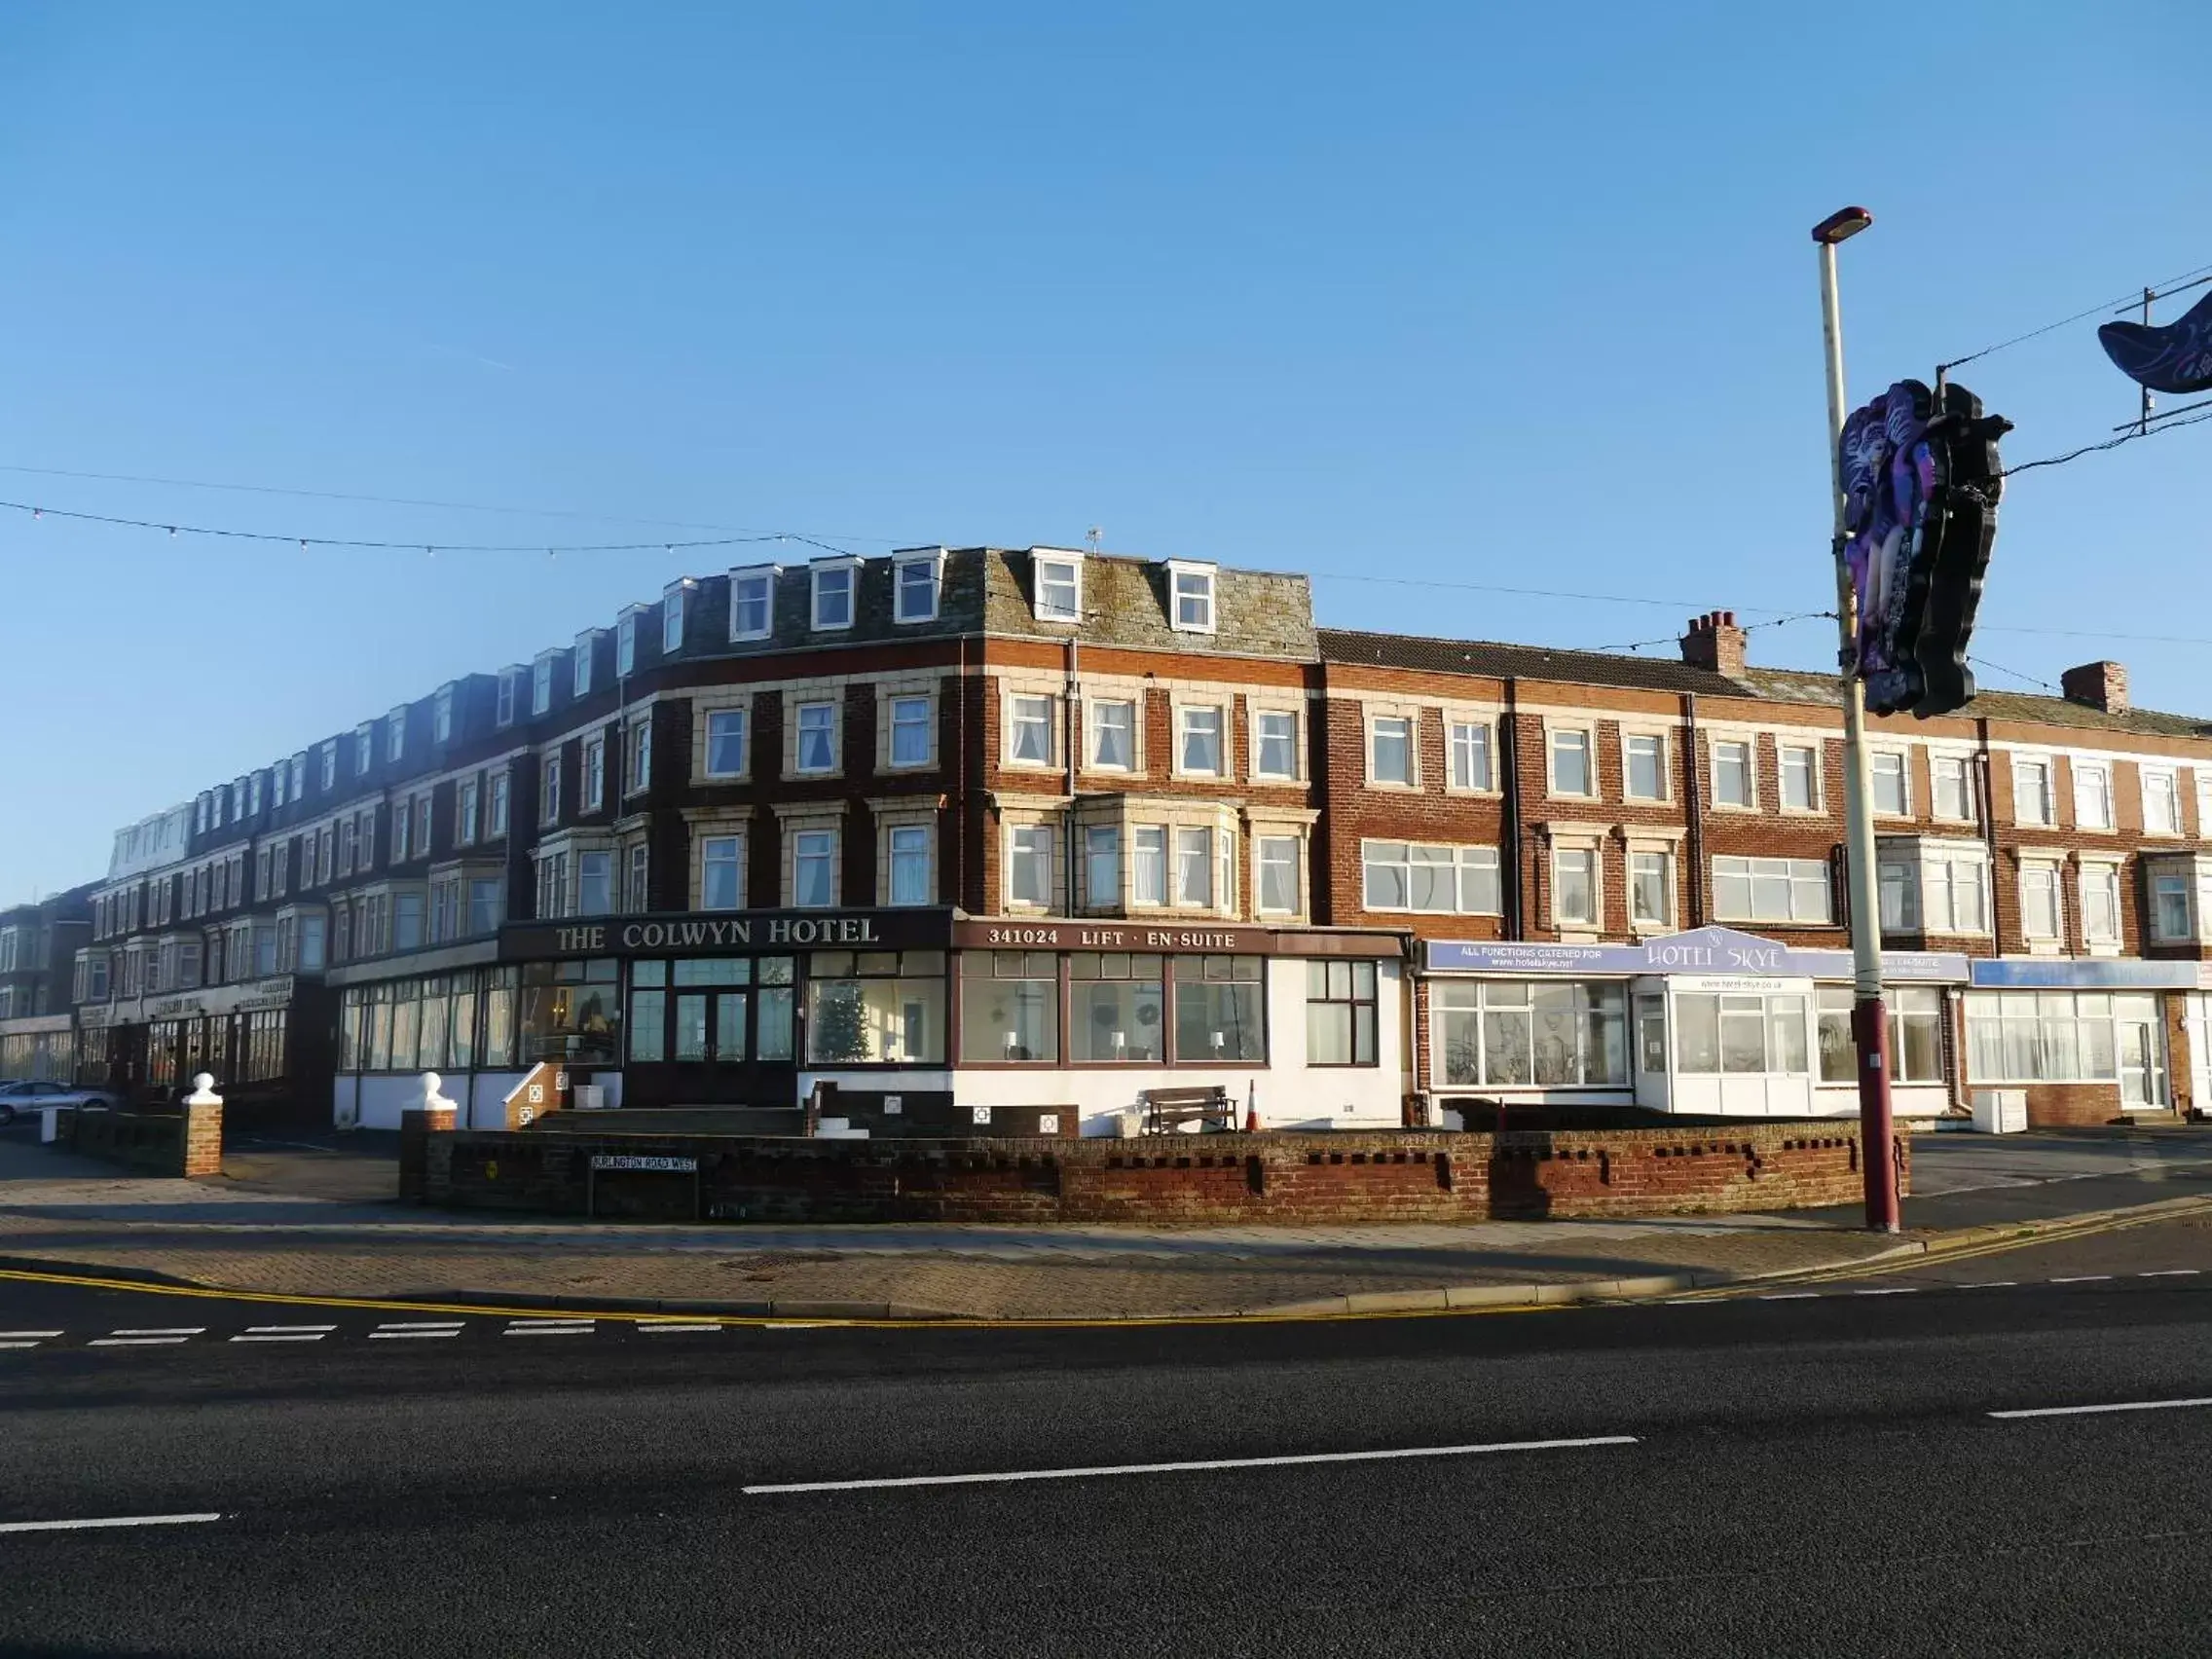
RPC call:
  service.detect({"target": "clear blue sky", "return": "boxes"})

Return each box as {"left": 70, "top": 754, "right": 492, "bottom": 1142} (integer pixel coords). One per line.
{"left": 3, "top": 2, "right": 2208, "bottom": 903}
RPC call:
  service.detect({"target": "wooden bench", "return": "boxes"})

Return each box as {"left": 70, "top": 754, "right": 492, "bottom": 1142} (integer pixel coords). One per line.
{"left": 1139, "top": 1085, "right": 1235, "bottom": 1135}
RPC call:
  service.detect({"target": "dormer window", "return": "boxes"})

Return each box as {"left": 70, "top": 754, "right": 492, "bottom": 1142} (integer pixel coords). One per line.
{"left": 662, "top": 579, "right": 693, "bottom": 655}
{"left": 730, "top": 566, "right": 775, "bottom": 642}
{"left": 1168, "top": 560, "right": 1217, "bottom": 633}
{"left": 573, "top": 631, "right": 600, "bottom": 699}
{"left": 497, "top": 668, "right": 520, "bottom": 727}
{"left": 386, "top": 707, "right": 407, "bottom": 763}
{"left": 533, "top": 653, "right": 556, "bottom": 717}
{"left": 811, "top": 559, "right": 858, "bottom": 631}
{"left": 433, "top": 685, "right": 455, "bottom": 745}
{"left": 1033, "top": 549, "right": 1083, "bottom": 623}
{"left": 894, "top": 547, "right": 943, "bottom": 624}
{"left": 616, "top": 608, "right": 642, "bottom": 676}
{"left": 292, "top": 754, "right": 308, "bottom": 799}
{"left": 271, "top": 763, "right": 287, "bottom": 809}
{"left": 320, "top": 742, "right": 337, "bottom": 792}
{"left": 248, "top": 772, "right": 264, "bottom": 816}
{"left": 354, "top": 722, "right": 375, "bottom": 775}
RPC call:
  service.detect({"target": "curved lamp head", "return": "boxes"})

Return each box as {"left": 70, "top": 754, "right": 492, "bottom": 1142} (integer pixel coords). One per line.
{"left": 1813, "top": 206, "right": 1873, "bottom": 245}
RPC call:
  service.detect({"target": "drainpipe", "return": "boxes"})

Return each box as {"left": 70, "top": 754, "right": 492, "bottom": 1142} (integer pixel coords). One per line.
{"left": 955, "top": 634, "right": 968, "bottom": 906}
{"left": 1682, "top": 692, "right": 1707, "bottom": 925}
{"left": 1064, "top": 635, "right": 1080, "bottom": 916}
{"left": 1502, "top": 679, "right": 1524, "bottom": 939}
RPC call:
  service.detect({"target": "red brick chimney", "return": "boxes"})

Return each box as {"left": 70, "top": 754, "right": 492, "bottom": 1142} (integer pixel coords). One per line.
{"left": 2060, "top": 660, "right": 2128, "bottom": 715}
{"left": 1679, "top": 610, "right": 1748, "bottom": 677}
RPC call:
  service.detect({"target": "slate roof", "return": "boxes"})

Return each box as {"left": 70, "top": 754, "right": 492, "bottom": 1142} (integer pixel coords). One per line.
{"left": 1319, "top": 628, "right": 2212, "bottom": 741}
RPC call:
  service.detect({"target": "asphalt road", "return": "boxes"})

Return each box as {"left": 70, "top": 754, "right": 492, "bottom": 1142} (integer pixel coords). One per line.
{"left": 3, "top": 1224, "right": 2210, "bottom": 1659}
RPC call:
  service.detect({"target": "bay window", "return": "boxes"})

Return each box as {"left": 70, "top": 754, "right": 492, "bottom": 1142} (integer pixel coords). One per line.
{"left": 1086, "top": 826, "right": 1122, "bottom": 906}
{"left": 1132, "top": 828, "right": 1166, "bottom": 905}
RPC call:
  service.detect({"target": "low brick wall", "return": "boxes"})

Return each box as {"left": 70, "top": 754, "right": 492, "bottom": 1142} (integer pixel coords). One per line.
{"left": 66, "top": 1103, "right": 223, "bottom": 1179}
{"left": 418, "top": 1123, "right": 1904, "bottom": 1225}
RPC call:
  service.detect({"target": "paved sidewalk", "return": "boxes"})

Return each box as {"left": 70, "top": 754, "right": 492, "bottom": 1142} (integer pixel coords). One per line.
{"left": 3, "top": 1124, "right": 2207, "bottom": 1318}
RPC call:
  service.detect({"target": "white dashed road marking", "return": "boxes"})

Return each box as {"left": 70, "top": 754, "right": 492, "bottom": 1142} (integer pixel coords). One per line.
{"left": 0, "top": 1513, "right": 222, "bottom": 1534}
{"left": 503, "top": 1320, "right": 595, "bottom": 1337}
{"left": 745, "top": 1435, "right": 1641, "bottom": 1495}
{"left": 2050, "top": 1275, "right": 2114, "bottom": 1284}
{"left": 2138, "top": 1269, "right": 2200, "bottom": 1278}
{"left": 637, "top": 1323, "right": 724, "bottom": 1333}
{"left": 369, "top": 1321, "right": 464, "bottom": 1340}
{"left": 1992, "top": 1396, "right": 2212, "bottom": 1420}
{"left": 89, "top": 1337, "right": 192, "bottom": 1346}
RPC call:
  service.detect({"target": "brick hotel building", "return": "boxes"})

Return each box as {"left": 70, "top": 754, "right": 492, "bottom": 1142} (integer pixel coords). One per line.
{"left": 52, "top": 546, "right": 2212, "bottom": 1133}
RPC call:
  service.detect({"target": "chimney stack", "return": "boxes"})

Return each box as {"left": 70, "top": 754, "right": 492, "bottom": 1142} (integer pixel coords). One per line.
{"left": 1679, "top": 610, "right": 1748, "bottom": 678}
{"left": 2060, "top": 660, "right": 2128, "bottom": 715}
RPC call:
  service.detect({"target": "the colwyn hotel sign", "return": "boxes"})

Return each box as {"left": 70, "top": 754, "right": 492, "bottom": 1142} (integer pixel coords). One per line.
{"left": 501, "top": 908, "right": 954, "bottom": 959}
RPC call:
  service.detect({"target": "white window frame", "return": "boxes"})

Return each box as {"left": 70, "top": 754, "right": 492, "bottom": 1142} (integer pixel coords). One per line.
{"left": 1006, "top": 824, "right": 1054, "bottom": 909}
{"left": 2012, "top": 754, "right": 2056, "bottom": 826}
{"left": 662, "top": 580, "right": 692, "bottom": 655}
{"left": 1032, "top": 549, "right": 1083, "bottom": 624}
{"left": 572, "top": 633, "right": 596, "bottom": 699}
{"left": 386, "top": 708, "right": 407, "bottom": 763}
{"left": 1131, "top": 826, "right": 1166, "bottom": 906}
{"left": 887, "top": 693, "right": 935, "bottom": 770}
{"left": 1359, "top": 840, "right": 1502, "bottom": 916}
{"left": 1166, "top": 560, "right": 1217, "bottom": 634}
{"left": 319, "top": 742, "right": 337, "bottom": 792}
{"left": 2142, "top": 765, "right": 2181, "bottom": 837}
{"left": 704, "top": 708, "right": 749, "bottom": 780}
{"left": 1367, "top": 713, "right": 1417, "bottom": 790}
{"left": 1552, "top": 845, "right": 1599, "bottom": 929}
{"left": 432, "top": 687, "right": 454, "bottom": 745}
{"left": 2081, "top": 859, "right": 2123, "bottom": 948}
{"left": 1628, "top": 848, "right": 1674, "bottom": 931}
{"left": 893, "top": 548, "right": 942, "bottom": 624}
{"left": 793, "top": 700, "right": 839, "bottom": 776}
{"left": 1256, "top": 834, "right": 1302, "bottom": 916}
{"left": 615, "top": 610, "right": 639, "bottom": 678}
{"left": 540, "top": 755, "right": 562, "bottom": 827}
{"left": 582, "top": 734, "right": 607, "bottom": 812}
{"left": 2073, "top": 759, "right": 2114, "bottom": 830}
{"left": 1623, "top": 731, "right": 1669, "bottom": 803}
{"left": 728, "top": 566, "right": 776, "bottom": 643}
{"left": 1083, "top": 823, "right": 1122, "bottom": 908}
{"left": 699, "top": 833, "right": 746, "bottom": 911}
{"left": 625, "top": 718, "right": 652, "bottom": 796}
{"left": 1006, "top": 692, "right": 1057, "bottom": 768}
{"left": 2018, "top": 861, "right": 2064, "bottom": 944}
{"left": 1446, "top": 716, "right": 1496, "bottom": 794}
{"left": 1711, "top": 738, "right": 1755, "bottom": 811}
{"left": 1778, "top": 742, "right": 1822, "bottom": 814}
{"left": 886, "top": 823, "right": 934, "bottom": 906}
{"left": 1251, "top": 706, "right": 1301, "bottom": 783}
{"left": 1870, "top": 750, "right": 1911, "bottom": 818}
{"left": 496, "top": 669, "right": 520, "bottom": 728}
{"left": 791, "top": 826, "right": 839, "bottom": 909}
{"left": 1087, "top": 697, "right": 1138, "bottom": 773}
{"left": 532, "top": 655, "right": 555, "bottom": 718}
{"left": 1930, "top": 753, "right": 1976, "bottom": 824}
{"left": 1176, "top": 703, "right": 1227, "bottom": 779}
{"left": 1712, "top": 855, "right": 1833, "bottom": 926}
{"left": 1548, "top": 723, "right": 1596, "bottom": 798}
{"left": 810, "top": 558, "right": 859, "bottom": 632}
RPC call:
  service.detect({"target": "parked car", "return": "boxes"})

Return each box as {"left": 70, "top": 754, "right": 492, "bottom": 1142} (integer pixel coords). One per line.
{"left": 0, "top": 1080, "right": 120, "bottom": 1126}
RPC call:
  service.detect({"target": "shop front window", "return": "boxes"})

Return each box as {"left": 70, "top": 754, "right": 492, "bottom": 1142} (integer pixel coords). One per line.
{"left": 1070, "top": 952, "right": 1164, "bottom": 1062}
{"left": 1173, "top": 955, "right": 1265, "bottom": 1062}
{"left": 519, "top": 959, "right": 622, "bottom": 1062}
{"left": 1817, "top": 985, "right": 1946, "bottom": 1085}
{"left": 960, "top": 951, "right": 1059, "bottom": 1062}
{"left": 1435, "top": 980, "right": 1627, "bottom": 1088}
{"left": 757, "top": 957, "right": 794, "bottom": 1060}
{"left": 1676, "top": 991, "right": 1809, "bottom": 1076}
{"left": 1965, "top": 991, "right": 2164, "bottom": 1103}
{"left": 805, "top": 950, "right": 945, "bottom": 1064}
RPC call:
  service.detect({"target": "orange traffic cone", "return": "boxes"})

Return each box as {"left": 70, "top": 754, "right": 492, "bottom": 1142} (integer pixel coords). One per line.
{"left": 1244, "top": 1083, "right": 1259, "bottom": 1133}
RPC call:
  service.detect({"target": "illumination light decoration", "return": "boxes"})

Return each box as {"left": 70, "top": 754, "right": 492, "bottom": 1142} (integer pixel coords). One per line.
{"left": 1838, "top": 378, "right": 2011, "bottom": 718}
{"left": 2099, "top": 287, "right": 2212, "bottom": 395}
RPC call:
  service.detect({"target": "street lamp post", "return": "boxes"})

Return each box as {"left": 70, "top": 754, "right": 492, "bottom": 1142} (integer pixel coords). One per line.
{"left": 1813, "top": 204, "right": 1901, "bottom": 1234}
